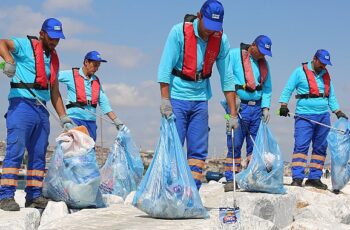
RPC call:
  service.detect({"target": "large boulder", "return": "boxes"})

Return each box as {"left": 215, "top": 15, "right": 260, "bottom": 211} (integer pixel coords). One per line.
{"left": 39, "top": 201, "right": 69, "bottom": 229}
{"left": 0, "top": 208, "right": 41, "bottom": 230}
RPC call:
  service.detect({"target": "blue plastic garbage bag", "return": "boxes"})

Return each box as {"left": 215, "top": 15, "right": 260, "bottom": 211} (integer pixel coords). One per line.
{"left": 327, "top": 118, "right": 350, "bottom": 191}
{"left": 43, "top": 127, "right": 105, "bottom": 208}
{"left": 99, "top": 127, "right": 144, "bottom": 199}
{"left": 132, "top": 116, "right": 208, "bottom": 219}
{"left": 236, "top": 121, "right": 285, "bottom": 194}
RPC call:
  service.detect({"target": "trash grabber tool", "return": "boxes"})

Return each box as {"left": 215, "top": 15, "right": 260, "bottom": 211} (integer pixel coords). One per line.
{"left": 219, "top": 116, "right": 241, "bottom": 226}
{"left": 237, "top": 112, "right": 259, "bottom": 150}
{"left": 276, "top": 109, "right": 348, "bottom": 135}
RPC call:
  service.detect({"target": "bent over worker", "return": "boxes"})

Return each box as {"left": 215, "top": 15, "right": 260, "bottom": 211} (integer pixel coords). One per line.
{"left": 223, "top": 35, "right": 272, "bottom": 192}
{"left": 158, "top": 0, "right": 238, "bottom": 189}
{"left": 278, "top": 49, "right": 348, "bottom": 190}
{"left": 0, "top": 18, "right": 74, "bottom": 211}
{"left": 58, "top": 51, "right": 124, "bottom": 141}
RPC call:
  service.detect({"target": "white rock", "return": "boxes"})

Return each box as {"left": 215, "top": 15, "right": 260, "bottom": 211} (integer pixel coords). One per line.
{"left": 221, "top": 191, "right": 296, "bottom": 229}
{"left": 103, "top": 194, "right": 124, "bottom": 206}
{"left": 14, "top": 189, "right": 26, "bottom": 208}
{"left": 283, "top": 218, "right": 350, "bottom": 230}
{"left": 207, "top": 206, "right": 277, "bottom": 230}
{"left": 0, "top": 208, "right": 40, "bottom": 230}
{"left": 199, "top": 181, "right": 225, "bottom": 208}
{"left": 218, "top": 177, "right": 227, "bottom": 183}
{"left": 124, "top": 191, "right": 136, "bottom": 205}
{"left": 39, "top": 201, "right": 69, "bottom": 228}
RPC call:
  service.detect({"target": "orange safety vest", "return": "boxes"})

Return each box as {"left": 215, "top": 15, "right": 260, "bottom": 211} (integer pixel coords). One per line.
{"left": 10, "top": 36, "right": 59, "bottom": 90}
{"left": 296, "top": 63, "right": 330, "bottom": 99}
{"left": 235, "top": 43, "right": 268, "bottom": 92}
{"left": 66, "top": 68, "right": 100, "bottom": 108}
{"left": 171, "top": 14, "right": 222, "bottom": 81}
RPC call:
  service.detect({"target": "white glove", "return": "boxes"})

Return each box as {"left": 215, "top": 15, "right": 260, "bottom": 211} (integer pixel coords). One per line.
{"left": 113, "top": 117, "right": 124, "bottom": 130}
{"left": 3, "top": 61, "right": 16, "bottom": 78}
{"left": 160, "top": 98, "right": 173, "bottom": 118}
{"left": 60, "top": 115, "right": 75, "bottom": 131}
{"left": 226, "top": 115, "right": 239, "bottom": 134}
{"left": 262, "top": 108, "right": 270, "bottom": 123}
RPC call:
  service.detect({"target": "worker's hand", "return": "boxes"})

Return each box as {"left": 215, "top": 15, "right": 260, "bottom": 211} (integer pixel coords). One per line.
{"left": 279, "top": 106, "right": 290, "bottom": 117}
{"left": 113, "top": 117, "right": 124, "bottom": 130}
{"left": 335, "top": 110, "right": 348, "bottom": 120}
{"left": 160, "top": 98, "right": 173, "bottom": 119}
{"left": 262, "top": 108, "right": 270, "bottom": 123}
{"left": 3, "top": 61, "right": 16, "bottom": 78}
{"left": 226, "top": 115, "right": 239, "bottom": 135}
{"left": 59, "top": 115, "right": 75, "bottom": 131}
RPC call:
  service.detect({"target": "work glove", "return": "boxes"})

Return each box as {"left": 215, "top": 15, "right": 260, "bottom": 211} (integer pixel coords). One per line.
{"left": 59, "top": 115, "right": 75, "bottom": 131}
{"left": 226, "top": 115, "right": 239, "bottom": 135}
{"left": 113, "top": 117, "right": 124, "bottom": 130}
{"left": 335, "top": 110, "right": 348, "bottom": 120}
{"left": 160, "top": 98, "right": 173, "bottom": 119}
{"left": 3, "top": 61, "right": 16, "bottom": 78}
{"left": 262, "top": 108, "right": 270, "bottom": 123}
{"left": 279, "top": 106, "right": 290, "bottom": 117}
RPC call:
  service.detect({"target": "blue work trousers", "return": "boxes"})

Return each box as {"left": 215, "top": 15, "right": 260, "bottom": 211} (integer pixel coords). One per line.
{"left": 71, "top": 118, "right": 97, "bottom": 141}
{"left": 171, "top": 99, "right": 208, "bottom": 189}
{"left": 0, "top": 98, "right": 50, "bottom": 200}
{"left": 225, "top": 103, "right": 262, "bottom": 182}
{"left": 292, "top": 113, "right": 330, "bottom": 180}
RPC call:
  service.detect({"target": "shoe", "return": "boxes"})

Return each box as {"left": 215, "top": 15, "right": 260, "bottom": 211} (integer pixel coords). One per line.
{"left": 290, "top": 178, "right": 303, "bottom": 187}
{"left": 305, "top": 179, "right": 328, "bottom": 190}
{"left": 333, "top": 189, "right": 340, "bottom": 195}
{"left": 224, "top": 181, "right": 239, "bottom": 192}
{"left": 0, "top": 197, "right": 20, "bottom": 211}
{"left": 25, "top": 195, "right": 50, "bottom": 209}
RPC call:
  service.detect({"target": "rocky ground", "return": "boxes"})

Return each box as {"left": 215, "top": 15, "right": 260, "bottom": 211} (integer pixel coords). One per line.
{"left": 1, "top": 177, "right": 349, "bottom": 230}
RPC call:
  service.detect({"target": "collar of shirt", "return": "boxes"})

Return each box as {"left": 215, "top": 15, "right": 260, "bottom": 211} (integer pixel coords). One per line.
{"left": 193, "top": 19, "right": 202, "bottom": 40}
{"left": 78, "top": 67, "right": 97, "bottom": 82}
{"left": 307, "top": 61, "right": 325, "bottom": 78}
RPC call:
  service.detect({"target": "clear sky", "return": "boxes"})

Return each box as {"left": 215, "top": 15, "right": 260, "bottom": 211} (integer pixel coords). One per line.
{"left": 0, "top": 0, "right": 349, "bottom": 162}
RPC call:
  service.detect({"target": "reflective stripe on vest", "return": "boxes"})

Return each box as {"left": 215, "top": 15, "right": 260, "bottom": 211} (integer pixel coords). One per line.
{"left": 27, "top": 36, "right": 59, "bottom": 90}
{"left": 72, "top": 68, "right": 100, "bottom": 107}
{"left": 239, "top": 44, "right": 268, "bottom": 91}
{"left": 302, "top": 63, "right": 330, "bottom": 97}
{"left": 173, "top": 14, "right": 222, "bottom": 81}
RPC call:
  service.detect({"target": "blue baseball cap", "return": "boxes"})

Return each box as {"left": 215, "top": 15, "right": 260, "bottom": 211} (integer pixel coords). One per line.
{"left": 200, "top": 0, "right": 224, "bottom": 31}
{"left": 41, "top": 18, "right": 65, "bottom": 39}
{"left": 254, "top": 35, "right": 272, "bottom": 57}
{"left": 84, "top": 51, "right": 107, "bottom": 62}
{"left": 315, "top": 49, "right": 332, "bottom": 66}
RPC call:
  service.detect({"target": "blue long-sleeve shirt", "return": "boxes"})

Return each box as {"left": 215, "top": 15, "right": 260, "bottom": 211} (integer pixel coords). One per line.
{"left": 58, "top": 68, "right": 113, "bottom": 121}
{"left": 8, "top": 37, "right": 54, "bottom": 102}
{"left": 229, "top": 47, "right": 272, "bottom": 108}
{"left": 279, "top": 61, "right": 339, "bottom": 115}
{"left": 157, "top": 18, "right": 233, "bottom": 101}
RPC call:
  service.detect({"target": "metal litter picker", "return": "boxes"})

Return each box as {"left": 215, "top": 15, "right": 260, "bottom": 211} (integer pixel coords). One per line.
{"left": 219, "top": 115, "right": 241, "bottom": 227}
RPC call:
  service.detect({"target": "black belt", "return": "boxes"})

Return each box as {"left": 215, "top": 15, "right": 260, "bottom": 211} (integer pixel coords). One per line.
{"left": 295, "top": 93, "right": 329, "bottom": 99}
{"left": 11, "top": 82, "right": 48, "bottom": 90}
{"left": 235, "top": 84, "right": 262, "bottom": 92}
{"left": 66, "top": 101, "right": 97, "bottom": 109}
{"left": 240, "top": 99, "right": 262, "bottom": 106}
{"left": 171, "top": 68, "right": 211, "bottom": 82}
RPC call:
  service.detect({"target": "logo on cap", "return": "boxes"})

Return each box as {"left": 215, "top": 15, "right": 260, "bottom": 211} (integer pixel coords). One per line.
{"left": 211, "top": 14, "right": 220, "bottom": 19}
{"left": 54, "top": 26, "right": 61, "bottom": 31}
{"left": 97, "top": 54, "right": 101, "bottom": 58}
{"left": 265, "top": 44, "right": 271, "bottom": 49}
{"left": 325, "top": 55, "right": 330, "bottom": 60}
